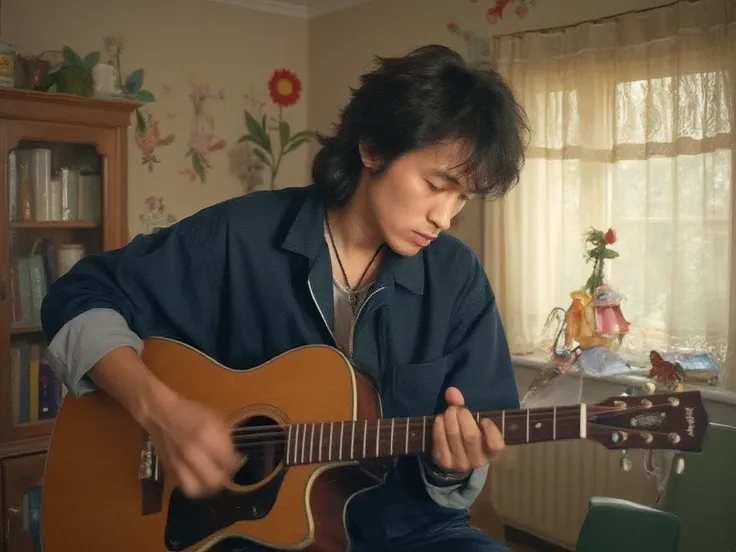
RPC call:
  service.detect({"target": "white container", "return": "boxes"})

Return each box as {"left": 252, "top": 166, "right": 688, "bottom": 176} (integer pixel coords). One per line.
{"left": 58, "top": 244, "right": 85, "bottom": 276}
{"left": 92, "top": 63, "right": 119, "bottom": 96}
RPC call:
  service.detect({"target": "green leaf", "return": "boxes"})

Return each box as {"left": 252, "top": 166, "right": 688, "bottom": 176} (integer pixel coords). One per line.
{"left": 252, "top": 148, "right": 271, "bottom": 167}
{"left": 244, "top": 111, "right": 271, "bottom": 154}
{"left": 41, "top": 71, "right": 58, "bottom": 91}
{"left": 82, "top": 51, "right": 101, "bottom": 70}
{"left": 603, "top": 249, "right": 619, "bottom": 259}
{"left": 237, "top": 135, "right": 260, "bottom": 145}
{"left": 135, "top": 109, "right": 146, "bottom": 133}
{"left": 279, "top": 121, "right": 290, "bottom": 147}
{"left": 135, "top": 90, "right": 156, "bottom": 103}
{"left": 283, "top": 136, "right": 309, "bottom": 155}
{"left": 192, "top": 152, "right": 207, "bottom": 182}
{"left": 125, "top": 69, "right": 144, "bottom": 93}
{"left": 62, "top": 46, "right": 83, "bottom": 67}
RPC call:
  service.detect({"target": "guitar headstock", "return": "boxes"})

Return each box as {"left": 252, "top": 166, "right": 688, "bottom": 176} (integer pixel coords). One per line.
{"left": 586, "top": 390, "right": 709, "bottom": 452}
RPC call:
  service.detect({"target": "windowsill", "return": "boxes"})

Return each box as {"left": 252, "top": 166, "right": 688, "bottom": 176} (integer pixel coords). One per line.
{"left": 510, "top": 352, "right": 736, "bottom": 407}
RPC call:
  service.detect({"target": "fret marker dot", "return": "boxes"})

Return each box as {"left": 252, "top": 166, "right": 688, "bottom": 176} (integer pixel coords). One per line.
{"left": 535, "top": 422, "right": 542, "bottom": 429}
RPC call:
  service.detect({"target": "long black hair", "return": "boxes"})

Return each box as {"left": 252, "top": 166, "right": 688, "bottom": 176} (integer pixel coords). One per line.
{"left": 311, "top": 44, "right": 530, "bottom": 208}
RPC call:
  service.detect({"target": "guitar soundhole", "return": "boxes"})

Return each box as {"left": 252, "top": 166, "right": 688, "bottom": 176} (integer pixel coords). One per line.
{"left": 233, "top": 415, "right": 285, "bottom": 486}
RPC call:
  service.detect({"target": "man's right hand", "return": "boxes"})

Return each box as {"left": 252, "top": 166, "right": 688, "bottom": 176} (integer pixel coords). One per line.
{"left": 88, "top": 346, "right": 242, "bottom": 499}
{"left": 142, "top": 393, "right": 242, "bottom": 498}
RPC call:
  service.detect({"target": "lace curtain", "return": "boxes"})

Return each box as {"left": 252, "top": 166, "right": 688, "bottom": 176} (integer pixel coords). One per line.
{"left": 484, "top": 0, "right": 736, "bottom": 386}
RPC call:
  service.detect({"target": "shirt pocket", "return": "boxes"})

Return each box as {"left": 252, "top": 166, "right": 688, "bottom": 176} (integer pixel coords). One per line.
{"left": 388, "top": 354, "right": 451, "bottom": 419}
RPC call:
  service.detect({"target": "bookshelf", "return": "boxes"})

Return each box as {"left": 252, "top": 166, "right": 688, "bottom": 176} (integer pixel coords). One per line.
{"left": 0, "top": 88, "right": 136, "bottom": 552}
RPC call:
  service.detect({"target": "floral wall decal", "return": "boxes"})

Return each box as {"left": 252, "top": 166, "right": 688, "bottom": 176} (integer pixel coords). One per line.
{"left": 181, "top": 84, "right": 227, "bottom": 183}
{"left": 139, "top": 196, "right": 177, "bottom": 234}
{"left": 471, "top": 0, "right": 537, "bottom": 23}
{"left": 237, "top": 69, "right": 314, "bottom": 189}
{"left": 447, "top": 22, "right": 490, "bottom": 61}
{"left": 228, "top": 142, "right": 267, "bottom": 193}
{"left": 135, "top": 108, "right": 175, "bottom": 172}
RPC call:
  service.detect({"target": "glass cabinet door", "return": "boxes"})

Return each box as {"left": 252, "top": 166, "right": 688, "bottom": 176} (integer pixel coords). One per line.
{"left": 2, "top": 137, "right": 104, "bottom": 442}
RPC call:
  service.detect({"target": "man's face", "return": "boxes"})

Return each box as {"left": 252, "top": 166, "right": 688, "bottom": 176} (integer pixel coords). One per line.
{"left": 365, "top": 141, "right": 475, "bottom": 256}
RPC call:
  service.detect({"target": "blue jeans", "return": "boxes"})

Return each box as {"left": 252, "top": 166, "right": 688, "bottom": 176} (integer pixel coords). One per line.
{"left": 353, "top": 526, "right": 511, "bottom": 551}
{"left": 218, "top": 524, "right": 510, "bottom": 552}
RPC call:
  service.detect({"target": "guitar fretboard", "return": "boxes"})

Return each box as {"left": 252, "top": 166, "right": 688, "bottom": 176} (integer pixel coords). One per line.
{"left": 284, "top": 405, "right": 586, "bottom": 466}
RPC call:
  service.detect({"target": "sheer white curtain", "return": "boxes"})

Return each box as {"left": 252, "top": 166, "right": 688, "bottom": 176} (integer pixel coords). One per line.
{"left": 485, "top": 0, "right": 736, "bottom": 386}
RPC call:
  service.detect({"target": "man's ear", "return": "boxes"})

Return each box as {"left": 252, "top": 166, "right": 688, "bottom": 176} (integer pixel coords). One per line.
{"left": 358, "top": 142, "right": 380, "bottom": 173}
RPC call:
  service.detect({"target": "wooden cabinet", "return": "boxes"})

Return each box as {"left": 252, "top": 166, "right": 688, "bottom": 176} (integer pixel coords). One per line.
{"left": 1, "top": 454, "right": 46, "bottom": 552}
{"left": 0, "top": 88, "right": 136, "bottom": 551}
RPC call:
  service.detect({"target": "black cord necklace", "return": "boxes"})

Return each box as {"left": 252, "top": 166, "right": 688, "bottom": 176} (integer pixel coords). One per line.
{"left": 325, "top": 213, "right": 384, "bottom": 315}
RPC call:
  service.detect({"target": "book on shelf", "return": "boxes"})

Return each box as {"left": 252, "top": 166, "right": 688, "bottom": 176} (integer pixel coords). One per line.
{"left": 9, "top": 238, "right": 58, "bottom": 328}
{"left": 22, "top": 484, "right": 43, "bottom": 552}
{"left": 10, "top": 342, "right": 66, "bottom": 425}
{"left": 7, "top": 147, "right": 101, "bottom": 223}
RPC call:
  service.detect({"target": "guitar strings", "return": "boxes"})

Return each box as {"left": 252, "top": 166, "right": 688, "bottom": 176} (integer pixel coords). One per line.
{"left": 229, "top": 411, "right": 589, "bottom": 443}
{"left": 222, "top": 403, "right": 673, "bottom": 458}
{"left": 227, "top": 403, "right": 637, "bottom": 441}
{"left": 228, "top": 412, "right": 593, "bottom": 449}
{"left": 223, "top": 425, "right": 680, "bottom": 463}
{"left": 227, "top": 404, "right": 600, "bottom": 438}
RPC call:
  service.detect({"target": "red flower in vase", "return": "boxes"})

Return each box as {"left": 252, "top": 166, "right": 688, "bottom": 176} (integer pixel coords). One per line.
{"left": 604, "top": 228, "right": 617, "bottom": 244}
{"left": 268, "top": 69, "right": 301, "bottom": 108}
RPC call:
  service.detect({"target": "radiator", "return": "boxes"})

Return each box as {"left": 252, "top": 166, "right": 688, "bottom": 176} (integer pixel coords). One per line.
{"left": 488, "top": 439, "right": 661, "bottom": 549}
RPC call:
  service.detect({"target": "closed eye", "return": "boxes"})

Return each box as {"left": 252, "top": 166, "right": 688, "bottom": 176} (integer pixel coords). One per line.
{"left": 426, "top": 180, "right": 441, "bottom": 192}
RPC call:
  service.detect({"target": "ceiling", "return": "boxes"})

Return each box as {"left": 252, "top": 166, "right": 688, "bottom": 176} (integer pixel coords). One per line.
{"left": 207, "top": 0, "right": 374, "bottom": 18}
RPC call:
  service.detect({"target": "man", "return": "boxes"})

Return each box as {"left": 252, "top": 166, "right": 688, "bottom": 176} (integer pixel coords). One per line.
{"left": 41, "top": 45, "right": 529, "bottom": 551}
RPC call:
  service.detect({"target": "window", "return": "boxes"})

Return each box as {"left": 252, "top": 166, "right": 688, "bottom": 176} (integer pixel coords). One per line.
{"left": 486, "top": 1, "right": 735, "bottom": 387}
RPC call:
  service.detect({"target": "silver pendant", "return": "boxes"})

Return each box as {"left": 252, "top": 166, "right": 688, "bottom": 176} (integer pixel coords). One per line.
{"left": 349, "top": 291, "right": 359, "bottom": 314}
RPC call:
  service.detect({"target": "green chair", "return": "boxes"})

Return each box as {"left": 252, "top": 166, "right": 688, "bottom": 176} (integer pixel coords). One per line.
{"left": 575, "top": 496, "right": 680, "bottom": 552}
{"left": 661, "top": 423, "right": 736, "bottom": 552}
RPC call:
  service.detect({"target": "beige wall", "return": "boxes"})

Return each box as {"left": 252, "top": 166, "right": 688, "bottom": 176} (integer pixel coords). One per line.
{"left": 1, "top": 0, "right": 672, "bottom": 247}
{"left": 307, "top": 0, "right": 672, "bottom": 255}
{"left": 1, "top": 0, "right": 310, "bottom": 237}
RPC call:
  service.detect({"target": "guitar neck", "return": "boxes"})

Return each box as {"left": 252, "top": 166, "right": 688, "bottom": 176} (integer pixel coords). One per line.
{"left": 284, "top": 404, "right": 586, "bottom": 466}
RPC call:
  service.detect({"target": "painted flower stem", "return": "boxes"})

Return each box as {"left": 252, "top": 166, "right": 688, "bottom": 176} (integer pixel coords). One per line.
{"left": 237, "top": 70, "right": 313, "bottom": 189}
{"left": 270, "top": 107, "right": 284, "bottom": 186}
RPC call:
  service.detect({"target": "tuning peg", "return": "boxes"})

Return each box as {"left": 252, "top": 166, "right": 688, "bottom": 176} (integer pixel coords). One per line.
{"left": 642, "top": 382, "right": 656, "bottom": 395}
{"left": 674, "top": 455, "right": 686, "bottom": 475}
{"left": 620, "top": 450, "right": 632, "bottom": 472}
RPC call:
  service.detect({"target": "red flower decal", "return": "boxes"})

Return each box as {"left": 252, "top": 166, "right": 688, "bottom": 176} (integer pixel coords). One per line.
{"left": 268, "top": 69, "right": 301, "bottom": 108}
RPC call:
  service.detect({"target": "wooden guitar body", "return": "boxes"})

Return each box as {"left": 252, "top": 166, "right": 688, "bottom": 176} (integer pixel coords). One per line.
{"left": 42, "top": 338, "right": 383, "bottom": 552}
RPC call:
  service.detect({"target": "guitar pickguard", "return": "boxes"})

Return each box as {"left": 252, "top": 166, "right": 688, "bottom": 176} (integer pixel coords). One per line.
{"left": 164, "top": 468, "right": 287, "bottom": 551}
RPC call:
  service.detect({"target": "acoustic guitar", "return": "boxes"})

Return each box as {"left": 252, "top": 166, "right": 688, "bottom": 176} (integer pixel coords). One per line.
{"left": 41, "top": 337, "right": 709, "bottom": 552}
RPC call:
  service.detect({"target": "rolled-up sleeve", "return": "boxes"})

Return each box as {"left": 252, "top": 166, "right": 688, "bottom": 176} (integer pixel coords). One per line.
{"left": 44, "top": 308, "right": 143, "bottom": 396}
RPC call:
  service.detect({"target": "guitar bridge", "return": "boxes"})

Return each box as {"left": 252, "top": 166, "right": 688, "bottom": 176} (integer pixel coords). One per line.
{"left": 139, "top": 434, "right": 164, "bottom": 515}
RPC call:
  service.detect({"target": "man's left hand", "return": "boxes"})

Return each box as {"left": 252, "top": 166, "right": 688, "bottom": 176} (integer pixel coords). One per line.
{"left": 431, "top": 386, "right": 506, "bottom": 474}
